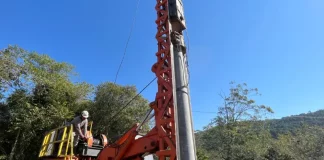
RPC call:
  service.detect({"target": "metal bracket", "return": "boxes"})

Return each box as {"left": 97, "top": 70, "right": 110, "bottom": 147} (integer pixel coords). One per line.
{"left": 171, "top": 31, "right": 186, "bottom": 54}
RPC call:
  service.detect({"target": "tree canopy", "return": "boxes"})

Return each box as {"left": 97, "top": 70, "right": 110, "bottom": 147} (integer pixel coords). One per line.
{"left": 89, "top": 82, "right": 150, "bottom": 140}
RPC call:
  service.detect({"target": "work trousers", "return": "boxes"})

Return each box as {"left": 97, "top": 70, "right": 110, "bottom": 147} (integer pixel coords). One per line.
{"left": 72, "top": 132, "right": 80, "bottom": 147}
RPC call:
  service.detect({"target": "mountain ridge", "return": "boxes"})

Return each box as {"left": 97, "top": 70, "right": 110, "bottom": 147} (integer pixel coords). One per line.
{"left": 267, "top": 109, "right": 324, "bottom": 136}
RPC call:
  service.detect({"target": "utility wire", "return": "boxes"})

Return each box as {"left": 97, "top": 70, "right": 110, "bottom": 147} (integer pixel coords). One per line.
{"left": 104, "top": 0, "right": 141, "bottom": 128}
{"left": 114, "top": 0, "right": 141, "bottom": 84}
{"left": 107, "top": 77, "right": 157, "bottom": 126}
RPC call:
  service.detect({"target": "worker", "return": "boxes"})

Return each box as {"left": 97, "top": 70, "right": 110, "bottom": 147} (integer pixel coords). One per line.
{"left": 70, "top": 110, "right": 89, "bottom": 146}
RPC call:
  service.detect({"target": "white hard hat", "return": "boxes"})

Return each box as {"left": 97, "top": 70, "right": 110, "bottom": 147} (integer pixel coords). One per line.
{"left": 81, "top": 110, "right": 89, "bottom": 118}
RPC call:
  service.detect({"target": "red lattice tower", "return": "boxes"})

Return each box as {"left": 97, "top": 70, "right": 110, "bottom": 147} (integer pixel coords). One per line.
{"left": 95, "top": 0, "right": 178, "bottom": 159}
{"left": 150, "top": 0, "right": 177, "bottom": 159}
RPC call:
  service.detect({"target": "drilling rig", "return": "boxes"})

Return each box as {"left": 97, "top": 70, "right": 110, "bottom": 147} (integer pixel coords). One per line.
{"left": 96, "top": 0, "right": 196, "bottom": 159}
{"left": 38, "top": 0, "right": 196, "bottom": 159}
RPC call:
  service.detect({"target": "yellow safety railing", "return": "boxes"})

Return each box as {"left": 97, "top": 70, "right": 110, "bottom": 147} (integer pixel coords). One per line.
{"left": 38, "top": 124, "right": 74, "bottom": 160}
{"left": 38, "top": 121, "right": 93, "bottom": 160}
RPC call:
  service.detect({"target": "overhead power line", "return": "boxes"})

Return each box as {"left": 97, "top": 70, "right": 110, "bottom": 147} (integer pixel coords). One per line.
{"left": 107, "top": 77, "right": 157, "bottom": 126}
{"left": 114, "top": 0, "right": 141, "bottom": 84}
{"left": 105, "top": 0, "right": 141, "bottom": 128}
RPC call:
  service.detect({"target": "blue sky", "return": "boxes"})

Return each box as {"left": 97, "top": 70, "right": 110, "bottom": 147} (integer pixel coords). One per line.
{"left": 1, "top": 0, "right": 324, "bottom": 130}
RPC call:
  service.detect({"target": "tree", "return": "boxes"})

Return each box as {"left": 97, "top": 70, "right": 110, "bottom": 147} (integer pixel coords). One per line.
{"left": 199, "top": 82, "right": 274, "bottom": 160}
{"left": 210, "top": 82, "right": 273, "bottom": 127}
{"left": 0, "top": 45, "right": 27, "bottom": 99}
{"left": 197, "top": 148, "right": 209, "bottom": 160}
{"left": 89, "top": 82, "right": 150, "bottom": 141}
{"left": 274, "top": 125, "right": 324, "bottom": 160}
{"left": 263, "top": 147, "right": 293, "bottom": 160}
{"left": 195, "top": 80, "right": 324, "bottom": 159}
{"left": 6, "top": 89, "right": 33, "bottom": 160}
{"left": 0, "top": 45, "right": 93, "bottom": 159}
{"left": 0, "top": 103, "right": 10, "bottom": 159}
{"left": 0, "top": 45, "right": 152, "bottom": 159}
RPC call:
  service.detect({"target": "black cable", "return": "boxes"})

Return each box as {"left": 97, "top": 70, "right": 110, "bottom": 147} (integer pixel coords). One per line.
{"left": 103, "top": 0, "right": 141, "bottom": 130}
{"left": 107, "top": 77, "right": 157, "bottom": 126}
{"left": 114, "top": 0, "right": 141, "bottom": 84}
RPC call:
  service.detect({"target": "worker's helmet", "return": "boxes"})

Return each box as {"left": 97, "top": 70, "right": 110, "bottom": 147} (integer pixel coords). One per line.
{"left": 81, "top": 110, "right": 89, "bottom": 118}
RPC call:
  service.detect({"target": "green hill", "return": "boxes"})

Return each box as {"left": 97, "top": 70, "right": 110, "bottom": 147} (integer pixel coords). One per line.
{"left": 195, "top": 110, "right": 324, "bottom": 159}
{"left": 268, "top": 110, "right": 324, "bottom": 137}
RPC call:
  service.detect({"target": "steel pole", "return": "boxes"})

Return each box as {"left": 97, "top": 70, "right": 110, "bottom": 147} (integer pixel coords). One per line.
{"left": 169, "top": 0, "right": 197, "bottom": 159}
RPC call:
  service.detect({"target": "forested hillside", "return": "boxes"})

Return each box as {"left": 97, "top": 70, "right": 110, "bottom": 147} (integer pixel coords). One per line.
{"left": 268, "top": 110, "right": 324, "bottom": 137}
{"left": 195, "top": 84, "right": 324, "bottom": 160}
{"left": 196, "top": 110, "right": 324, "bottom": 160}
